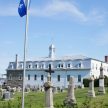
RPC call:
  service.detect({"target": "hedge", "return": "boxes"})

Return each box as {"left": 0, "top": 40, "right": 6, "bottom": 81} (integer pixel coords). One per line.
{"left": 83, "top": 76, "right": 108, "bottom": 87}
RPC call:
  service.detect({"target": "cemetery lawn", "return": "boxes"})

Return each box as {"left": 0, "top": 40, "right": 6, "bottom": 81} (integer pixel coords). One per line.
{"left": 0, "top": 88, "right": 108, "bottom": 108}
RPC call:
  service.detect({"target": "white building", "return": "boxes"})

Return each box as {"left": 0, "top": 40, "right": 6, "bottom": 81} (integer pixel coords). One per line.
{"left": 6, "top": 44, "right": 108, "bottom": 88}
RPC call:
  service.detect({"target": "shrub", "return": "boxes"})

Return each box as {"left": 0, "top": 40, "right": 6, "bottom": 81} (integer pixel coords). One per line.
{"left": 83, "top": 76, "right": 108, "bottom": 87}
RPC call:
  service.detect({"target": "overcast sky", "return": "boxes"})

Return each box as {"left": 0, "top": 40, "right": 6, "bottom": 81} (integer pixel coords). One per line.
{"left": 0, "top": 0, "right": 108, "bottom": 76}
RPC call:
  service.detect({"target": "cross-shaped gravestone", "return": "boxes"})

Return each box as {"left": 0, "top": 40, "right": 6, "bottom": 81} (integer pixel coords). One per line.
{"left": 45, "top": 64, "right": 54, "bottom": 81}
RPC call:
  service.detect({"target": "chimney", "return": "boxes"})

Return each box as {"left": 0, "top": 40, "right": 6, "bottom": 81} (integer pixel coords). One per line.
{"left": 105, "top": 56, "right": 108, "bottom": 63}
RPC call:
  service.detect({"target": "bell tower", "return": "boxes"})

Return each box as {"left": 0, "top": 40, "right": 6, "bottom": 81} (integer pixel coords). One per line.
{"left": 49, "top": 44, "right": 55, "bottom": 59}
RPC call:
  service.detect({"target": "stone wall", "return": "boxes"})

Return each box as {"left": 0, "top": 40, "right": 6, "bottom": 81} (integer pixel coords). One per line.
{"left": 7, "top": 70, "right": 23, "bottom": 87}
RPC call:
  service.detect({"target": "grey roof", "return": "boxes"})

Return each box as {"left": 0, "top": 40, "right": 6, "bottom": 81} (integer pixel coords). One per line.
{"left": 27, "top": 55, "right": 89, "bottom": 62}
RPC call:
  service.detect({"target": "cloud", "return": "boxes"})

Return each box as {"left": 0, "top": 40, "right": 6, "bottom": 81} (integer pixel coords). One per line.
{"left": 86, "top": 8, "right": 106, "bottom": 24}
{"left": 30, "top": 0, "right": 87, "bottom": 22}
{"left": 30, "top": 0, "right": 106, "bottom": 24}
{"left": 0, "top": 0, "right": 106, "bottom": 24}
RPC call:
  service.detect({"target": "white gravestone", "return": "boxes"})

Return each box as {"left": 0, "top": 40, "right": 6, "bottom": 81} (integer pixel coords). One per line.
{"left": 88, "top": 76, "right": 95, "bottom": 97}
{"left": 44, "top": 74, "right": 54, "bottom": 108}
{"left": 98, "top": 63, "right": 105, "bottom": 94}
{"left": 64, "top": 76, "right": 76, "bottom": 107}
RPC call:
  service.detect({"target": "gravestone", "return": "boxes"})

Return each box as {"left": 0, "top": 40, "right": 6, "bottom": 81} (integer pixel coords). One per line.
{"left": 64, "top": 76, "right": 76, "bottom": 106}
{"left": 44, "top": 64, "right": 54, "bottom": 108}
{"left": 2, "top": 91, "right": 11, "bottom": 100}
{"left": 52, "top": 87, "right": 57, "bottom": 94}
{"left": 31, "top": 86, "right": 37, "bottom": 92}
{"left": 25, "top": 87, "right": 30, "bottom": 93}
{"left": 44, "top": 74, "right": 54, "bottom": 108}
{"left": 88, "top": 76, "right": 95, "bottom": 97}
{"left": 60, "top": 86, "right": 65, "bottom": 92}
{"left": 11, "top": 87, "right": 16, "bottom": 92}
{"left": 1, "top": 89, "right": 6, "bottom": 97}
{"left": 41, "top": 86, "right": 44, "bottom": 92}
{"left": 17, "top": 86, "right": 22, "bottom": 92}
{"left": 81, "top": 83, "right": 84, "bottom": 89}
{"left": 98, "top": 63, "right": 105, "bottom": 94}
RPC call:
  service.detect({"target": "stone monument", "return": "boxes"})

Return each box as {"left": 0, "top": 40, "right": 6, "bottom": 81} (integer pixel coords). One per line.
{"left": 2, "top": 91, "right": 11, "bottom": 100}
{"left": 98, "top": 63, "right": 105, "bottom": 94}
{"left": 52, "top": 87, "right": 58, "bottom": 94}
{"left": 88, "top": 76, "right": 95, "bottom": 97}
{"left": 44, "top": 64, "right": 54, "bottom": 108}
{"left": 64, "top": 76, "right": 76, "bottom": 107}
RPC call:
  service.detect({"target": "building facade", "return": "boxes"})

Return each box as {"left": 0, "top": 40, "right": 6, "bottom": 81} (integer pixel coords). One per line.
{"left": 6, "top": 44, "right": 108, "bottom": 88}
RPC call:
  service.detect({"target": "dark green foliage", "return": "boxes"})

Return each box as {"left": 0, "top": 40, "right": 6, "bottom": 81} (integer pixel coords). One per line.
{"left": 104, "top": 76, "right": 108, "bottom": 87}
{"left": 94, "top": 79, "right": 99, "bottom": 87}
{"left": 83, "top": 79, "right": 89, "bottom": 87}
{"left": 83, "top": 76, "right": 108, "bottom": 87}
{"left": 83, "top": 78, "right": 99, "bottom": 87}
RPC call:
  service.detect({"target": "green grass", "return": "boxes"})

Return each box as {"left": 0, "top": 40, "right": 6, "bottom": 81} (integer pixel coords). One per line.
{"left": 0, "top": 88, "right": 108, "bottom": 108}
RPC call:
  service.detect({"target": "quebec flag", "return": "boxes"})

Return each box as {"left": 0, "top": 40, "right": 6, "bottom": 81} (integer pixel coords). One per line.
{"left": 18, "top": 0, "right": 27, "bottom": 17}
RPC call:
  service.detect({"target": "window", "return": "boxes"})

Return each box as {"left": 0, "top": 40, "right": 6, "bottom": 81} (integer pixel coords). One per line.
{"left": 34, "top": 75, "right": 37, "bottom": 80}
{"left": 28, "top": 65, "right": 31, "bottom": 68}
{"left": 67, "top": 75, "right": 70, "bottom": 82}
{"left": 10, "top": 64, "right": 13, "bottom": 69}
{"left": 35, "top": 64, "right": 37, "bottom": 68}
{"left": 28, "top": 75, "right": 30, "bottom": 80}
{"left": 67, "top": 64, "right": 70, "bottom": 67}
{"left": 58, "top": 64, "right": 60, "bottom": 68}
{"left": 79, "top": 63, "right": 81, "bottom": 68}
{"left": 57, "top": 75, "right": 60, "bottom": 82}
{"left": 19, "top": 75, "right": 22, "bottom": 80}
{"left": 9, "top": 74, "right": 12, "bottom": 80}
{"left": 41, "top": 75, "right": 44, "bottom": 81}
{"left": 49, "top": 64, "right": 51, "bottom": 68}
{"left": 78, "top": 75, "right": 81, "bottom": 82}
{"left": 61, "top": 64, "right": 63, "bottom": 68}
{"left": 41, "top": 64, "right": 44, "bottom": 69}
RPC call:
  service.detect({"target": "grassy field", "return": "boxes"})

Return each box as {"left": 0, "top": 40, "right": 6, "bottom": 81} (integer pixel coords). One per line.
{"left": 0, "top": 88, "right": 108, "bottom": 108}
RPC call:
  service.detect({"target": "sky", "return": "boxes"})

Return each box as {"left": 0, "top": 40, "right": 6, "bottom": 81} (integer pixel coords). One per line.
{"left": 0, "top": 0, "right": 108, "bottom": 76}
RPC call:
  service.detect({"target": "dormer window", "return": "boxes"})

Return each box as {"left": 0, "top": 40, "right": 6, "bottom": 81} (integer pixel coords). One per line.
{"left": 41, "top": 64, "right": 45, "bottom": 69}
{"left": 67, "top": 63, "right": 72, "bottom": 68}
{"left": 28, "top": 65, "right": 31, "bottom": 68}
{"left": 34, "top": 64, "right": 38, "bottom": 69}
{"left": 58, "top": 64, "right": 60, "bottom": 68}
{"left": 61, "top": 64, "right": 63, "bottom": 68}
{"left": 48, "top": 64, "right": 51, "bottom": 68}
{"left": 57, "top": 63, "right": 64, "bottom": 68}
{"left": 9, "top": 64, "right": 13, "bottom": 69}
{"left": 19, "top": 63, "right": 23, "bottom": 69}
{"left": 35, "top": 64, "right": 37, "bottom": 68}
{"left": 68, "top": 64, "right": 70, "bottom": 68}
{"left": 79, "top": 63, "right": 81, "bottom": 68}
{"left": 78, "top": 62, "right": 83, "bottom": 68}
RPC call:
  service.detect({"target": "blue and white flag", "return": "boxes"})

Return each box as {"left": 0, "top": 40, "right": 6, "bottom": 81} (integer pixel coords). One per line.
{"left": 18, "top": 0, "right": 27, "bottom": 17}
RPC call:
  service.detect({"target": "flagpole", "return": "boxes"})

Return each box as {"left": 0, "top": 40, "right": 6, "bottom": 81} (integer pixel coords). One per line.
{"left": 22, "top": 0, "right": 29, "bottom": 108}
